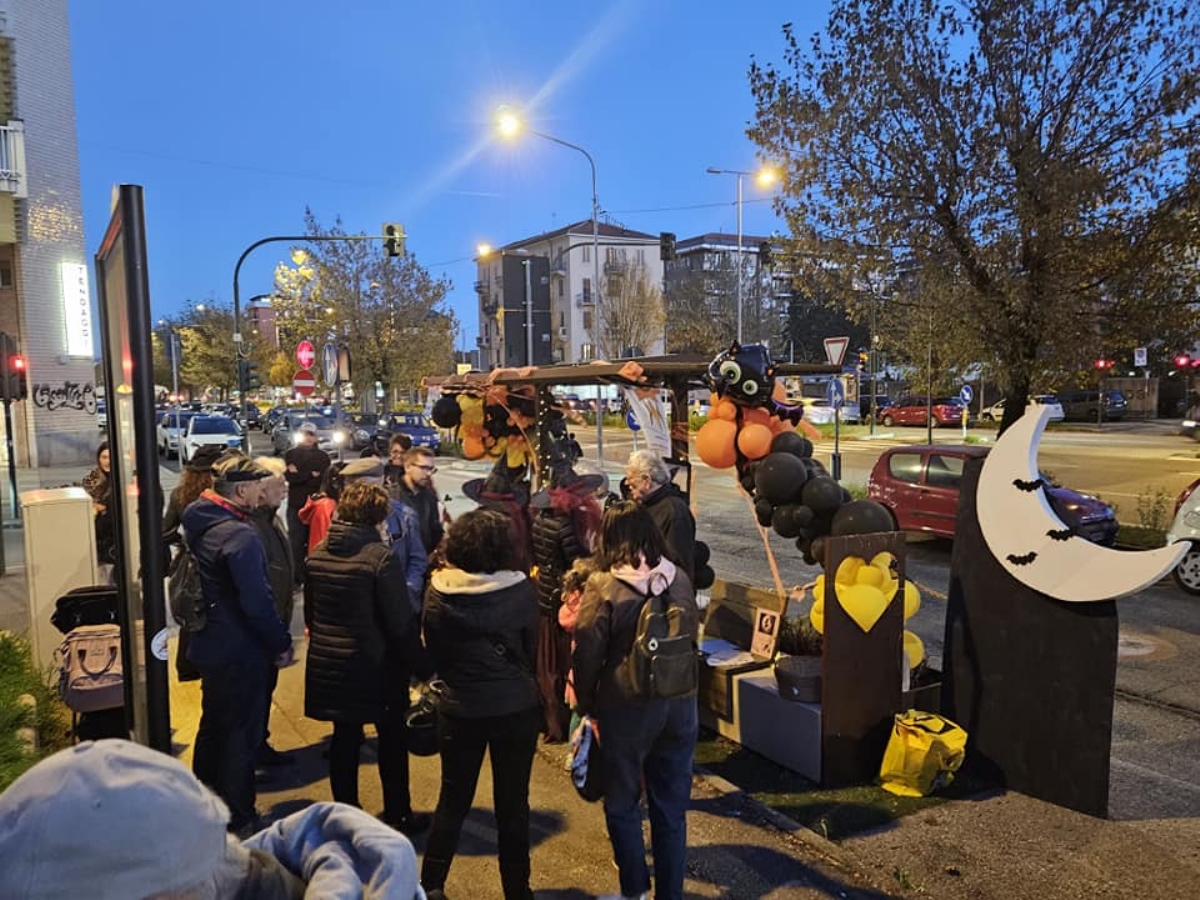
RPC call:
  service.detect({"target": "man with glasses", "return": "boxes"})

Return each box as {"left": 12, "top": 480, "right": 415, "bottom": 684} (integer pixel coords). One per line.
{"left": 389, "top": 446, "right": 445, "bottom": 557}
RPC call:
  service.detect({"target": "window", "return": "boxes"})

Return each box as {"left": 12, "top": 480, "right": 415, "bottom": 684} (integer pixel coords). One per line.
{"left": 559, "top": 311, "right": 565, "bottom": 327}
{"left": 582, "top": 278, "right": 592, "bottom": 301}
{"left": 0, "top": 263, "right": 12, "bottom": 288}
{"left": 606, "top": 247, "right": 619, "bottom": 263}
{"left": 925, "top": 454, "right": 965, "bottom": 489}
{"left": 635, "top": 248, "right": 645, "bottom": 264}
{"left": 557, "top": 280, "right": 563, "bottom": 299}
{"left": 582, "top": 245, "right": 591, "bottom": 263}
{"left": 887, "top": 452, "right": 923, "bottom": 485}
{"left": 582, "top": 309, "right": 593, "bottom": 333}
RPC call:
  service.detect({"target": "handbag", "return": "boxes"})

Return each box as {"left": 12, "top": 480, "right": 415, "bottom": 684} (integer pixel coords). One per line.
{"left": 570, "top": 715, "right": 605, "bottom": 802}
{"left": 879, "top": 709, "right": 968, "bottom": 797}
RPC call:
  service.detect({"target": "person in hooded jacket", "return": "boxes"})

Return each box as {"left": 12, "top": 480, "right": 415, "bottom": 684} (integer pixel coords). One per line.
{"left": 304, "top": 480, "right": 429, "bottom": 837}
{"left": 623, "top": 449, "right": 696, "bottom": 583}
{"left": 572, "top": 501, "right": 701, "bottom": 900}
{"left": 421, "top": 508, "right": 540, "bottom": 900}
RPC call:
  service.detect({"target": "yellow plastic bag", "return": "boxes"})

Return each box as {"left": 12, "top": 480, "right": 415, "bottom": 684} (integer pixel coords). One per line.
{"left": 879, "top": 710, "right": 968, "bottom": 797}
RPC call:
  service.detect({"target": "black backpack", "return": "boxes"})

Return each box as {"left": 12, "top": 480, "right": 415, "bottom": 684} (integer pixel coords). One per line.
{"left": 168, "top": 528, "right": 213, "bottom": 632}
{"left": 625, "top": 576, "right": 698, "bottom": 700}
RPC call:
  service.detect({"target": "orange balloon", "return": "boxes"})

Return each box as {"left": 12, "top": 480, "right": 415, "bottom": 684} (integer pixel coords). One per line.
{"left": 736, "top": 422, "right": 774, "bottom": 460}
{"left": 714, "top": 399, "right": 738, "bottom": 421}
{"left": 696, "top": 418, "right": 738, "bottom": 469}
{"left": 462, "top": 436, "right": 486, "bottom": 459}
{"left": 742, "top": 406, "right": 770, "bottom": 426}
{"left": 709, "top": 391, "right": 720, "bottom": 406}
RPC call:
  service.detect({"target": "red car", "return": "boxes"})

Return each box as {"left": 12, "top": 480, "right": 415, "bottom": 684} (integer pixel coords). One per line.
{"left": 877, "top": 396, "right": 968, "bottom": 427}
{"left": 867, "top": 445, "right": 1118, "bottom": 543}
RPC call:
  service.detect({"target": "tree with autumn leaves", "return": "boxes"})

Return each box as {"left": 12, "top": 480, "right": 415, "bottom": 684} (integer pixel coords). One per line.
{"left": 749, "top": 0, "right": 1200, "bottom": 432}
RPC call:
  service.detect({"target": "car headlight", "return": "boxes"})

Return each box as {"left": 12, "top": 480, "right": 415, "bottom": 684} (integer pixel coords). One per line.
{"left": 332, "top": 431, "right": 346, "bottom": 445}
{"left": 1183, "top": 420, "right": 1197, "bottom": 429}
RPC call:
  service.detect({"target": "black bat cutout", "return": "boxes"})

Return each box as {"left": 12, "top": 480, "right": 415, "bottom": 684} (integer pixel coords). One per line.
{"left": 1046, "top": 528, "right": 1074, "bottom": 541}
{"left": 1007, "top": 551, "right": 1038, "bottom": 565}
{"left": 1012, "top": 478, "right": 1046, "bottom": 492}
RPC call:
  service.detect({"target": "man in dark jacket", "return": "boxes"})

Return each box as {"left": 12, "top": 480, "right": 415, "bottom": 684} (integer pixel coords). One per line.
{"left": 389, "top": 445, "right": 444, "bottom": 556}
{"left": 285, "top": 422, "right": 331, "bottom": 585}
{"left": 182, "top": 455, "right": 293, "bottom": 836}
{"left": 625, "top": 449, "right": 696, "bottom": 582}
{"left": 251, "top": 457, "right": 297, "bottom": 768}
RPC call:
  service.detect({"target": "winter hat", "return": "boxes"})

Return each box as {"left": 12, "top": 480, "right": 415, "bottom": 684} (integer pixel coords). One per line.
{"left": 341, "top": 457, "right": 385, "bottom": 481}
{"left": 185, "top": 442, "right": 226, "bottom": 473}
{"left": 0, "top": 740, "right": 233, "bottom": 899}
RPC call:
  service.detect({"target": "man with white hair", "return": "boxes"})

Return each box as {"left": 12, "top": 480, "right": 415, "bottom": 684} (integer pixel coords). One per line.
{"left": 624, "top": 449, "right": 696, "bottom": 583}
{"left": 182, "top": 455, "right": 293, "bottom": 835}
{"left": 0, "top": 739, "right": 425, "bottom": 899}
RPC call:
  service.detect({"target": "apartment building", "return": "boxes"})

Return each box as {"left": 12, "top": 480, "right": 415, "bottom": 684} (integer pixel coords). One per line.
{"left": 0, "top": 1, "right": 94, "bottom": 465}
{"left": 474, "top": 220, "right": 665, "bottom": 369}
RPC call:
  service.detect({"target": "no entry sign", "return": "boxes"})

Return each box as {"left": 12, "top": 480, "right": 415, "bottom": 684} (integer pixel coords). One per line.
{"left": 293, "top": 368, "right": 316, "bottom": 397}
{"left": 296, "top": 339, "right": 316, "bottom": 370}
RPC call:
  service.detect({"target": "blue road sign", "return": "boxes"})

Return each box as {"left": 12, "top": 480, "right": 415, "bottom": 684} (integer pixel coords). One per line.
{"left": 322, "top": 342, "right": 339, "bottom": 385}
{"left": 826, "top": 378, "right": 845, "bottom": 409}
{"left": 626, "top": 409, "right": 641, "bottom": 431}
{"left": 959, "top": 384, "right": 974, "bottom": 405}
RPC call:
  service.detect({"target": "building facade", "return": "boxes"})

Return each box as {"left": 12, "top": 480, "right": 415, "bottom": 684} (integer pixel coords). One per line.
{"left": 0, "top": 0, "right": 95, "bottom": 465}
{"left": 245, "top": 298, "right": 279, "bottom": 349}
{"left": 474, "top": 221, "right": 665, "bottom": 369}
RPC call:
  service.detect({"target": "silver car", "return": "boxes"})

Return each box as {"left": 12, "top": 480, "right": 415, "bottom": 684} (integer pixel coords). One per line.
{"left": 272, "top": 413, "right": 338, "bottom": 455}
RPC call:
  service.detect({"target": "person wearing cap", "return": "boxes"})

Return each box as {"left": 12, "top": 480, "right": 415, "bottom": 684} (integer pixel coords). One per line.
{"left": 252, "top": 455, "right": 298, "bottom": 768}
{"left": 0, "top": 739, "right": 425, "bottom": 899}
{"left": 285, "top": 420, "right": 332, "bottom": 586}
{"left": 182, "top": 455, "right": 293, "bottom": 835}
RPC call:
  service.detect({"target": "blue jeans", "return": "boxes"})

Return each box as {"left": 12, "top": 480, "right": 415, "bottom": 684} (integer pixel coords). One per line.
{"left": 193, "top": 657, "right": 271, "bottom": 829}
{"left": 599, "top": 695, "right": 698, "bottom": 900}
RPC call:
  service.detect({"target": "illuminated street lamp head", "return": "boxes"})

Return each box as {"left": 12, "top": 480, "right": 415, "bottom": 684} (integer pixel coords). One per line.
{"left": 195, "top": 303, "right": 206, "bottom": 312}
{"left": 496, "top": 106, "right": 523, "bottom": 139}
{"left": 756, "top": 166, "right": 779, "bottom": 188}
{"left": 476, "top": 242, "right": 493, "bottom": 258}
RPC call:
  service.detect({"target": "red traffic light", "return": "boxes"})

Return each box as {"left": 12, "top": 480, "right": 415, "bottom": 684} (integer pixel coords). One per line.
{"left": 1094, "top": 358, "right": 1115, "bottom": 370}
{"left": 10, "top": 356, "right": 24, "bottom": 371}
{"left": 1176, "top": 355, "right": 1192, "bottom": 368}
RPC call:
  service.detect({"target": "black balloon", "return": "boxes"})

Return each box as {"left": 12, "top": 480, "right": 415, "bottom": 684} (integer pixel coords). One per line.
{"left": 695, "top": 565, "right": 716, "bottom": 590}
{"left": 801, "top": 476, "right": 844, "bottom": 515}
{"left": 801, "top": 456, "right": 829, "bottom": 478}
{"left": 795, "top": 535, "right": 812, "bottom": 554}
{"left": 792, "top": 505, "right": 815, "bottom": 530}
{"left": 754, "top": 452, "right": 809, "bottom": 506}
{"left": 754, "top": 497, "right": 775, "bottom": 527}
{"left": 811, "top": 536, "right": 826, "bottom": 567}
{"left": 431, "top": 395, "right": 462, "bottom": 429}
{"left": 772, "top": 504, "right": 803, "bottom": 539}
{"left": 769, "top": 431, "right": 813, "bottom": 459}
{"left": 830, "top": 499, "right": 897, "bottom": 536}
{"left": 695, "top": 540, "right": 712, "bottom": 567}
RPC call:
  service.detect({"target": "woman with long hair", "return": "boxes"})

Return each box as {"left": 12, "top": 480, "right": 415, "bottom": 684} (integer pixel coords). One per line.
{"left": 573, "top": 501, "right": 700, "bottom": 900}
{"left": 83, "top": 442, "right": 114, "bottom": 566}
{"left": 421, "top": 508, "right": 540, "bottom": 900}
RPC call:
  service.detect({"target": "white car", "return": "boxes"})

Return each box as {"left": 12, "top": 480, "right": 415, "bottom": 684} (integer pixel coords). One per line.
{"left": 798, "top": 397, "right": 860, "bottom": 425}
{"left": 157, "top": 410, "right": 197, "bottom": 458}
{"left": 981, "top": 394, "right": 1065, "bottom": 422}
{"left": 179, "top": 414, "right": 243, "bottom": 464}
{"left": 1166, "top": 478, "right": 1200, "bottom": 595}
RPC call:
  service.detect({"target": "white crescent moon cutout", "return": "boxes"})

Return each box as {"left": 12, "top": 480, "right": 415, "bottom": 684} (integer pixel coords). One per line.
{"left": 976, "top": 407, "right": 1187, "bottom": 602}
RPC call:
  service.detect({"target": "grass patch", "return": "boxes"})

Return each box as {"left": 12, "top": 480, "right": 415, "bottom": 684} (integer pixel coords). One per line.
{"left": 694, "top": 728, "right": 986, "bottom": 841}
{"left": 0, "top": 632, "right": 71, "bottom": 791}
{"left": 1117, "top": 524, "right": 1167, "bottom": 549}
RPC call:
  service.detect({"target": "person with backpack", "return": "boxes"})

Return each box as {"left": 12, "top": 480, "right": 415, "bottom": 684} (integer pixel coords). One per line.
{"left": 572, "top": 501, "right": 701, "bottom": 900}
{"left": 420, "top": 508, "right": 540, "bottom": 900}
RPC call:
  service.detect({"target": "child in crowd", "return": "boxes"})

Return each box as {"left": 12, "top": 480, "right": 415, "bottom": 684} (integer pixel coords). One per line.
{"left": 557, "top": 558, "right": 595, "bottom": 742}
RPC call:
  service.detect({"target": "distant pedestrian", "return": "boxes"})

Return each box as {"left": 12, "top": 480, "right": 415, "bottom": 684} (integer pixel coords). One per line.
{"left": 284, "top": 422, "right": 331, "bottom": 586}
{"left": 83, "top": 442, "right": 114, "bottom": 567}
{"left": 566, "top": 432, "right": 583, "bottom": 462}
{"left": 421, "top": 509, "right": 540, "bottom": 900}
{"left": 573, "top": 501, "right": 700, "bottom": 900}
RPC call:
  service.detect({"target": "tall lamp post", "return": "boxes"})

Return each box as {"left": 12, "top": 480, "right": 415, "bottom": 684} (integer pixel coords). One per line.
{"left": 705, "top": 166, "right": 778, "bottom": 344}
{"left": 496, "top": 106, "right": 606, "bottom": 463}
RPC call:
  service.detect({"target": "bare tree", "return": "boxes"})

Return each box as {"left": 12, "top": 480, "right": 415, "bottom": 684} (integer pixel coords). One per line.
{"left": 601, "top": 264, "right": 666, "bottom": 358}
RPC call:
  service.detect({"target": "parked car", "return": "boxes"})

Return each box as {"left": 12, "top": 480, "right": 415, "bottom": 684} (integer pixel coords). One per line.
{"left": 179, "top": 415, "right": 243, "bottom": 465}
{"left": 272, "top": 413, "right": 338, "bottom": 455}
{"left": 345, "top": 412, "right": 379, "bottom": 451}
{"left": 980, "top": 394, "right": 1065, "bottom": 423}
{"left": 798, "top": 398, "right": 860, "bottom": 425}
{"left": 263, "top": 406, "right": 289, "bottom": 433}
{"left": 97, "top": 400, "right": 107, "bottom": 430}
{"left": 867, "top": 444, "right": 1118, "bottom": 544}
{"left": 877, "top": 396, "right": 969, "bottom": 428}
{"left": 157, "top": 411, "right": 197, "bottom": 458}
{"left": 1057, "top": 389, "right": 1128, "bottom": 422}
{"left": 371, "top": 411, "right": 441, "bottom": 455}
{"left": 1165, "top": 479, "right": 1200, "bottom": 594}
{"left": 234, "top": 403, "right": 261, "bottom": 430}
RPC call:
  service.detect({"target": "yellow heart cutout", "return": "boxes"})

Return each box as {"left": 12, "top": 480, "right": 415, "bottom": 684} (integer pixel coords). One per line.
{"left": 836, "top": 583, "right": 892, "bottom": 633}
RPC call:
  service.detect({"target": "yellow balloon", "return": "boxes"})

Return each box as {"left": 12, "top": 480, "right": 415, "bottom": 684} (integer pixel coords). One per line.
{"left": 837, "top": 583, "right": 891, "bottom": 633}
{"left": 903, "top": 630, "right": 925, "bottom": 668}
{"left": 855, "top": 564, "right": 884, "bottom": 588}
{"left": 870, "top": 551, "right": 897, "bottom": 573}
{"left": 812, "top": 574, "right": 826, "bottom": 604}
{"left": 835, "top": 556, "right": 864, "bottom": 586}
{"left": 879, "top": 576, "right": 898, "bottom": 602}
{"left": 902, "top": 580, "right": 921, "bottom": 619}
{"left": 810, "top": 598, "right": 824, "bottom": 634}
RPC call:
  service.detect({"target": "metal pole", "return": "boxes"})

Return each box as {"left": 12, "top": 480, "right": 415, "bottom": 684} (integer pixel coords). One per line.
{"left": 869, "top": 297, "right": 877, "bottom": 436}
{"left": 925, "top": 307, "right": 934, "bottom": 444}
{"left": 736, "top": 174, "right": 744, "bottom": 344}
{"left": 523, "top": 259, "right": 533, "bottom": 366}
{"left": 170, "top": 331, "right": 180, "bottom": 412}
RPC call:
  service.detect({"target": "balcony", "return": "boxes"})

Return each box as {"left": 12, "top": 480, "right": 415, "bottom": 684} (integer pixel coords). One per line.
{"left": 0, "top": 121, "right": 25, "bottom": 198}
{"left": 604, "top": 259, "right": 627, "bottom": 275}
{"left": 473, "top": 280, "right": 488, "bottom": 294}
{"left": 482, "top": 301, "right": 499, "bottom": 317}
{"left": 575, "top": 291, "right": 594, "bottom": 307}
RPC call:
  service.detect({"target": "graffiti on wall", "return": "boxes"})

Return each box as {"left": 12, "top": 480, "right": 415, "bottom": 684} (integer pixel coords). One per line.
{"left": 32, "top": 381, "right": 98, "bottom": 414}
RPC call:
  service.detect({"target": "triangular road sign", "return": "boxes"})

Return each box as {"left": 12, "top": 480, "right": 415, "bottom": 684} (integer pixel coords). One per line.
{"left": 824, "top": 336, "right": 850, "bottom": 367}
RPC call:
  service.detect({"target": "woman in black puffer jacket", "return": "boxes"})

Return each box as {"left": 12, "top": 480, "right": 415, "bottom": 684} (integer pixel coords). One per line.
{"left": 421, "top": 508, "right": 540, "bottom": 900}
{"left": 303, "top": 481, "right": 427, "bottom": 836}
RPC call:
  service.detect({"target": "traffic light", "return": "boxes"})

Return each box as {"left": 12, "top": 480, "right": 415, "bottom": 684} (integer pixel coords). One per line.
{"left": 759, "top": 241, "right": 773, "bottom": 269}
{"left": 245, "top": 360, "right": 261, "bottom": 390}
{"left": 0, "top": 332, "right": 24, "bottom": 402}
{"left": 857, "top": 350, "right": 869, "bottom": 373}
{"left": 1176, "top": 354, "right": 1192, "bottom": 369}
{"left": 383, "top": 223, "right": 406, "bottom": 258}
{"left": 659, "top": 231, "right": 676, "bottom": 262}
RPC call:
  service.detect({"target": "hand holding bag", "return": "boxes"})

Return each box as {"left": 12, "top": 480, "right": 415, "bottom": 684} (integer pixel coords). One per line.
{"left": 570, "top": 715, "right": 605, "bottom": 802}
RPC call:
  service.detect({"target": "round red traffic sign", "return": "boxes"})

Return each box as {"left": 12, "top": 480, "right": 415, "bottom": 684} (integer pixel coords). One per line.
{"left": 296, "top": 340, "right": 316, "bottom": 369}
{"left": 292, "top": 368, "right": 316, "bottom": 397}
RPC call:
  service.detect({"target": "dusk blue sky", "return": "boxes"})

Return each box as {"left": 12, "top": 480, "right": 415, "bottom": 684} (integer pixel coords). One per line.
{"left": 69, "top": 1, "right": 829, "bottom": 350}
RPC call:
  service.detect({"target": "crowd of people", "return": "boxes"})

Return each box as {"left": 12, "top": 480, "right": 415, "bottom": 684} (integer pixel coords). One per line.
{"left": 62, "top": 427, "right": 702, "bottom": 900}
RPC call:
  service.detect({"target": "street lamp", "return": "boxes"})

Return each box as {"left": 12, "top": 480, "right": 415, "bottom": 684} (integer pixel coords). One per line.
{"left": 495, "top": 105, "right": 605, "bottom": 462}
{"left": 705, "top": 166, "right": 778, "bottom": 344}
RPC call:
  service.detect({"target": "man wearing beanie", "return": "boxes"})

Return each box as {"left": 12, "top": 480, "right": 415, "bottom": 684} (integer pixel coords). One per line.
{"left": 0, "top": 739, "right": 425, "bottom": 899}
{"left": 182, "top": 454, "right": 293, "bottom": 835}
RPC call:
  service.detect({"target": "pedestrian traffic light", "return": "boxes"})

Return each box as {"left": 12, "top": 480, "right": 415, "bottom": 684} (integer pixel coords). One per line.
{"left": 759, "top": 241, "right": 773, "bottom": 269}
{"left": 659, "top": 231, "right": 676, "bottom": 262}
{"left": 857, "top": 350, "right": 868, "bottom": 373}
{"left": 1177, "top": 354, "right": 1192, "bottom": 368}
{"left": 383, "top": 223, "right": 406, "bottom": 258}
{"left": 7, "top": 353, "right": 25, "bottom": 400}
{"left": 245, "top": 361, "right": 261, "bottom": 390}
